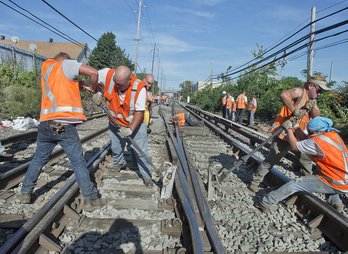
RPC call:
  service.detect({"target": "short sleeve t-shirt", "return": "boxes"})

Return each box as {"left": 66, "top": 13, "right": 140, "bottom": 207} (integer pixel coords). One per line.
{"left": 296, "top": 138, "right": 324, "bottom": 158}
{"left": 98, "top": 68, "right": 146, "bottom": 111}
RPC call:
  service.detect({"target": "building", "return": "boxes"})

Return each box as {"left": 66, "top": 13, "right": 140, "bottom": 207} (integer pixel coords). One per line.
{"left": 0, "top": 37, "right": 90, "bottom": 71}
{"left": 195, "top": 80, "right": 224, "bottom": 91}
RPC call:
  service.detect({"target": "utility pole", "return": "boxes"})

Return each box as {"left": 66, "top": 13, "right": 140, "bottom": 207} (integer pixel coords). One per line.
{"left": 307, "top": 7, "right": 316, "bottom": 80}
{"left": 150, "top": 43, "right": 157, "bottom": 75}
{"left": 156, "top": 57, "right": 160, "bottom": 95}
{"left": 134, "top": 0, "right": 143, "bottom": 74}
{"left": 329, "top": 61, "right": 333, "bottom": 82}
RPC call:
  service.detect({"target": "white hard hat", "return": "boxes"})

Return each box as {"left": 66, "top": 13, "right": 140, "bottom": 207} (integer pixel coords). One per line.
{"left": 222, "top": 91, "right": 226, "bottom": 94}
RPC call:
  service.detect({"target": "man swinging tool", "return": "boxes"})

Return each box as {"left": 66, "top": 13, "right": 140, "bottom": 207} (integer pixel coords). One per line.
{"left": 93, "top": 66, "right": 155, "bottom": 186}
{"left": 248, "top": 75, "right": 331, "bottom": 192}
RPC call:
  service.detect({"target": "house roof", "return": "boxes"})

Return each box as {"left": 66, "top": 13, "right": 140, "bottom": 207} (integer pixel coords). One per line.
{"left": 0, "top": 39, "right": 87, "bottom": 59}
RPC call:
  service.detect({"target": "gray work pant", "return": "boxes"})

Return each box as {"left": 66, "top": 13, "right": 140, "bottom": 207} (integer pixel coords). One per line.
{"left": 251, "top": 138, "right": 313, "bottom": 185}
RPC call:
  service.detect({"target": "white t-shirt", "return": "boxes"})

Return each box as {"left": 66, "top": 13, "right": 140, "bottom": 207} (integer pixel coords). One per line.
{"left": 98, "top": 68, "right": 146, "bottom": 111}
{"left": 296, "top": 138, "right": 324, "bottom": 158}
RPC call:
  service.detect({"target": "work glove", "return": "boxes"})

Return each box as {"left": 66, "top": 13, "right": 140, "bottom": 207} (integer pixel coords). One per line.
{"left": 305, "top": 100, "right": 316, "bottom": 111}
{"left": 119, "top": 127, "right": 133, "bottom": 137}
{"left": 293, "top": 109, "right": 307, "bottom": 119}
{"left": 92, "top": 92, "right": 103, "bottom": 106}
{"left": 282, "top": 119, "right": 293, "bottom": 130}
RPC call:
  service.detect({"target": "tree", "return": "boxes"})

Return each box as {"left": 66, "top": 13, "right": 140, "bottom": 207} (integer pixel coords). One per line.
{"left": 179, "top": 80, "right": 194, "bottom": 100}
{"left": 89, "top": 32, "right": 133, "bottom": 70}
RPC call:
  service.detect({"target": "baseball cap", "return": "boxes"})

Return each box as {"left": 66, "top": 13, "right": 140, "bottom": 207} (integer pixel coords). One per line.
{"left": 222, "top": 91, "right": 226, "bottom": 95}
{"left": 308, "top": 76, "right": 331, "bottom": 91}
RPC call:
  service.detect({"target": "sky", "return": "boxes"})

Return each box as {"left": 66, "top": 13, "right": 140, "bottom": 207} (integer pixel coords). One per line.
{"left": 1, "top": 0, "right": 347, "bottom": 90}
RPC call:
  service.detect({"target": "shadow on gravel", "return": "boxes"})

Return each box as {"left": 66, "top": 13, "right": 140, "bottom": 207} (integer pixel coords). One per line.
{"left": 64, "top": 218, "right": 143, "bottom": 253}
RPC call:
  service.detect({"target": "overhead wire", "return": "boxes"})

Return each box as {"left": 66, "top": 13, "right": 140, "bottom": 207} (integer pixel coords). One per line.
{"left": 41, "top": 0, "right": 98, "bottom": 42}
{"left": 7, "top": 0, "right": 85, "bottom": 47}
{"left": 0, "top": 0, "right": 85, "bottom": 48}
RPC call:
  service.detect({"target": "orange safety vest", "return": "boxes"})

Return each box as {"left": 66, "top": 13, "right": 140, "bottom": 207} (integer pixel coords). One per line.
{"left": 176, "top": 113, "right": 185, "bottom": 126}
{"left": 103, "top": 70, "right": 145, "bottom": 127}
{"left": 272, "top": 89, "right": 310, "bottom": 140}
{"left": 40, "top": 59, "right": 86, "bottom": 122}
{"left": 248, "top": 98, "right": 257, "bottom": 112}
{"left": 236, "top": 94, "right": 247, "bottom": 109}
{"left": 226, "top": 96, "right": 233, "bottom": 109}
{"left": 311, "top": 131, "right": 348, "bottom": 192}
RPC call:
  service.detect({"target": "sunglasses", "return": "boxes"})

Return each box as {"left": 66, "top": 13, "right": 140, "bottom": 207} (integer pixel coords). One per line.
{"left": 315, "top": 85, "right": 324, "bottom": 94}
{"left": 146, "top": 80, "right": 153, "bottom": 85}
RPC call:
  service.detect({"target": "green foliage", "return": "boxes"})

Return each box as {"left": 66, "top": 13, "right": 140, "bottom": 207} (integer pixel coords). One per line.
{"left": 179, "top": 80, "right": 194, "bottom": 100}
{"left": 89, "top": 32, "right": 133, "bottom": 70}
{"left": 0, "top": 63, "right": 41, "bottom": 118}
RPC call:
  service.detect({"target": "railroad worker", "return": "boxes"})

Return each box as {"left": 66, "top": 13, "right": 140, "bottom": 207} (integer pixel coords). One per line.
{"left": 247, "top": 94, "right": 257, "bottom": 126}
{"left": 226, "top": 93, "right": 234, "bottom": 120}
{"left": 19, "top": 52, "right": 101, "bottom": 211}
{"left": 96, "top": 66, "right": 153, "bottom": 186}
{"left": 255, "top": 116, "right": 347, "bottom": 213}
{"left": 221, "top": 91, "right": 228, "bottom": 119}
{"left": 0, "top": 140, "right": 14, "bottom": 160}
{"left": 248, "top": 75, "right": 331, "bottom": 193}
{"left": 235, "top": 91, "right": 248, "bottom": 124}
{"left": 143, "top": 74, "right": 154, "bottom": 133}
{"left": 171, "top": 112, "right": 203, "bottom": 127}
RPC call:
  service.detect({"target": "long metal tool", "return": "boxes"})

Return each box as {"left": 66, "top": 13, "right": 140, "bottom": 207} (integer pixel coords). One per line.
{"left": 218, "top": 126, "right": 283, "bottom": 182}
{"left": 218, "top": 111, "right": 308, "bottom": 182}
{"left": 98, "top": 102, "right": 163, "bottom": 180}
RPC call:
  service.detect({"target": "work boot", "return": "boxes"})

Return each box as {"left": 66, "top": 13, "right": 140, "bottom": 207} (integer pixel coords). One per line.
{"left": 254, "top": 199, "right": 271, "bottom": 213}
{"left": 143, "top": 178, "right": 154, "bottom": 187}
{"left": 19, "top": 192, "right": 32, "bottom": 204}
{"left": 111, "top": 162, "right": 127, "bottom": 173}
{"left": 84, "top": 197, "right": 104, "bottom": 212}
{"left": 248, "top": 182, "right": 260, "bottom": 193}
{"left": 334, "top": 204, "right": 345, "bottom": 213}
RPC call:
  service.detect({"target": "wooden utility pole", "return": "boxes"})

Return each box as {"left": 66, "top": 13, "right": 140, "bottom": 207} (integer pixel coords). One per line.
{"left": 307, "top": 7, "right": 316, "bottom": 80}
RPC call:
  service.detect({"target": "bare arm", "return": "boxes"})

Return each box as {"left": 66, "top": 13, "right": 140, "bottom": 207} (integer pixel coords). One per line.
{"left": 287, "top": 129, "right": 299, "bottom": 152}
{"left": 79, "top": 65, "right": 98, "bottom": 93}
{"left": 309, "top": 100, "right": 320, "bottom": 117}
{"left": 130, "top": 111, "right": 144, "bottom": 132}
{"left": 280, "top": 87, "right": 303, "bottom": 113}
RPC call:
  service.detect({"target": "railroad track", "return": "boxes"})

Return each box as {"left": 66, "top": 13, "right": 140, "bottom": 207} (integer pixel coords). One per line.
{"left": 1, "top": 103, "right": 347, "bottom": 253}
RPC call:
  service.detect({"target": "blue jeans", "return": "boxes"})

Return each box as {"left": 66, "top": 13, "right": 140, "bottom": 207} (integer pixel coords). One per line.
{"left": 248, "top": 110, "right": 255, "bottom": 125}
{"left": 109, "top": 122, "right": 152, "bottom": 179}
{"left": 262, "top": 175, "right": 344, "bottom": 208}
{"left": 21, "top": 121, "right": 99, "bottom": 199}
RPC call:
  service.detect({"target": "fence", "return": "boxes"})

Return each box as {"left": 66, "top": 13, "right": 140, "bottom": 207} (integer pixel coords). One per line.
{"left": 0, "top": 43, "right": 46, "bottom": 71}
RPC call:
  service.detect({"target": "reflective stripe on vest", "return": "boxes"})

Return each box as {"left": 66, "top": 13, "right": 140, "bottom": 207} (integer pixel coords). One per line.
{"left": 40, "top": 63, "right": 83, "bottom": 116}
{"left": 316, "top": 133, "right": 348, "bottom": 186}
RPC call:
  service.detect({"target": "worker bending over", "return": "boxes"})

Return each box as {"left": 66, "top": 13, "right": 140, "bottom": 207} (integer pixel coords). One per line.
{"left": 255, "top": 116, "right": 347, "bottom": 213}
{"left": 95, "top": 66, "right": 153, "bottom": 186}
{"left": 249, "top": 75, "right": 331, "bottom": 193}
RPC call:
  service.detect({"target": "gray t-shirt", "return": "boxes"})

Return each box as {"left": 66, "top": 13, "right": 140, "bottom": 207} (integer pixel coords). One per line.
{"left": 62, "top": 60, "right": 81, "bottom": 80}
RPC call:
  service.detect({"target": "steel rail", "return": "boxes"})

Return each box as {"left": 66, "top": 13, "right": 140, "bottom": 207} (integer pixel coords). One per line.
{"left": 181, "top": 138, "right": 226, "bottom": 254}
{"left": 0, "top": 143, "right": 110, "bottom": 254}
{"left": 160, "top": 107, "right": 204, "bottom": 254}
{"left": 177, "top": 103, "right": 348, "bottom": 251}
{"left": 0, "top": 127, "right": 108, "bottom": 190}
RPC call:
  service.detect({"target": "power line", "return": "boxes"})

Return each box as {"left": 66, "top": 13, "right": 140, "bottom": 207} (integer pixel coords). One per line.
{"left": 0, "top": 0, "right": 85, "bottom": 48}
{"left": 7, "top": 0, "right": 85, "bottom": 47}
{"left": 41, "top": 0, "right": 98, "bottom": 42}
{"left": 226, "top": 6, "right": 348, "bottom": 75}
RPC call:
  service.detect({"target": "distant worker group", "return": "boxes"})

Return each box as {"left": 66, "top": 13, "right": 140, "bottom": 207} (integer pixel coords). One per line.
{"left": 221, "top": 90, "right": 257, "bottom": 126}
